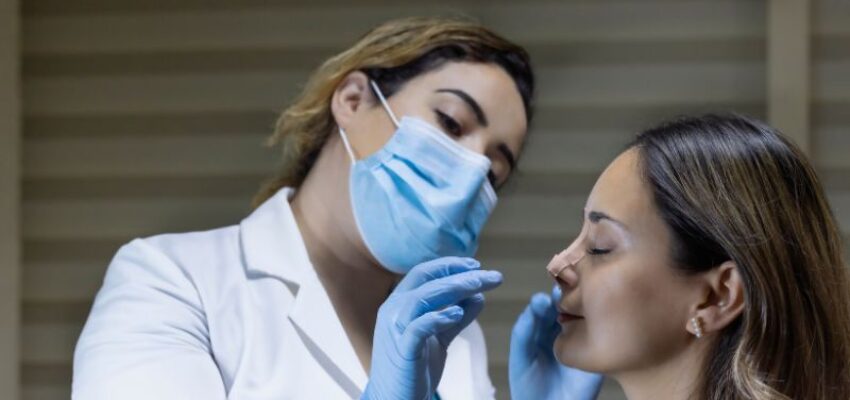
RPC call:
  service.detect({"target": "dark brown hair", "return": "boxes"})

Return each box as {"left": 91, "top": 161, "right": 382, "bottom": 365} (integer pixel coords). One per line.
{"left": 631, "top": 114, "right": 850, "bottom": 399}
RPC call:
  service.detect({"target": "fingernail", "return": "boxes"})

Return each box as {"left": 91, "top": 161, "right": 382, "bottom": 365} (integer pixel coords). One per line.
{"left": 531, "top": 292, "right": 549, "bottom": 304}
{"left": 484, "top": 270, "right": 503, "bottom": 281}
{"left": 446, "top": 307, "right": 464, "bottom": 319}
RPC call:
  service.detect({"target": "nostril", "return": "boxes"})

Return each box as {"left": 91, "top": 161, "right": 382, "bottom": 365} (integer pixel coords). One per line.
{"left": 548, "top": 263, "right": 568, "bottom": 278}
{"left": 554, "top": 267, "right": 579, "bottom": 288}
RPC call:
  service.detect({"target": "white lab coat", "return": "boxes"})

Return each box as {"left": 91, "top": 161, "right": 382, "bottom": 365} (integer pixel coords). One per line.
{"left": 72, "top": 188, "right": 496, "bottom": 400}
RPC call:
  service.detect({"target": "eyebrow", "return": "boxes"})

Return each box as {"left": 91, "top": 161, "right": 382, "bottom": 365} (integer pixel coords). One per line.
{"left": 435, "top": 88, "right": 488, "bottom": 127}
{"left": 436, "top": 88, "right": 518, "bottom": 172}
{"left": 587, "top": 210, "right": 628, "bottom": 230}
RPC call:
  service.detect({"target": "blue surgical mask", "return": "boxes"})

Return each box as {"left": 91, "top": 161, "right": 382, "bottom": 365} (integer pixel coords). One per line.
{"left": 338, "top": 81, "right": 498, "bottom": 274}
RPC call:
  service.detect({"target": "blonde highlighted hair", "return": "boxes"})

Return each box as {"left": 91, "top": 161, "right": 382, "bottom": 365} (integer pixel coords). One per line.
{"left": 632, "top": 114, "right": 850, "bottom": 399}
{"left": 252, "top": 16, "right": 534, "bottom": 207}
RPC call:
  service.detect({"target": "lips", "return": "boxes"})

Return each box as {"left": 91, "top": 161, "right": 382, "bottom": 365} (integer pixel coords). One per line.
{"left": 557, "top": 306, "right": 584, "bottom": 324}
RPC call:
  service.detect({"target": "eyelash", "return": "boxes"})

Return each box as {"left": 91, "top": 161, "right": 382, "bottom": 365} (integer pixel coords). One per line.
{"left": 435, "top": 109, "right": 502, "bottom": 188}
{"left": 586, "top": 248, "right": 612, "bottom": 256}
{"left": 435, "top": 110, "right": 462, "bottom": 137}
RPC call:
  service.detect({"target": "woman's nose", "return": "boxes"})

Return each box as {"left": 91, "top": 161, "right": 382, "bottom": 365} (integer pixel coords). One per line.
{"left": 546, "top": 243, "right": 584, "bottom": 287}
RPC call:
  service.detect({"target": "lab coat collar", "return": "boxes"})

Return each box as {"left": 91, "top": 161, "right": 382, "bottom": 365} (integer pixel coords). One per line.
{"left": 240, "top": 187, "right": 370, "bottom": 392}
{"left": 240, "top": 187, "right": 310, "bottom": 286}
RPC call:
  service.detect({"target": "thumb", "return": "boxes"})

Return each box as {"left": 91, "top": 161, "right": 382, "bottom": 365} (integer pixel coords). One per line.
{"left": 532, "top": 286, "right": 562, "bottom": 349}
{"left": 510, "top": 293, "right": 550, "bottom": 371}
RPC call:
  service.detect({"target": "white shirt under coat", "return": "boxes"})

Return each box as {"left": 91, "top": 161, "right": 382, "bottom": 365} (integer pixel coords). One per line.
{"left": 72, "top": 188, "right": 496, "bottom": 399}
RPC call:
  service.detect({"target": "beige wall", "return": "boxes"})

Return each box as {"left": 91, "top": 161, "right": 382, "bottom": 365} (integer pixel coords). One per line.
{"left": 2, "top": 0, "right": 847, "bottom": 399}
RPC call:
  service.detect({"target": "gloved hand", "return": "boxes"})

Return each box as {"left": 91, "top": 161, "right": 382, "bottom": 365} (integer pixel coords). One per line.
{"left": 509, "top": 286, "right": 603, "bottom": 400}
{"left": 361, "top": 257, "right": 502, "bottom": 400}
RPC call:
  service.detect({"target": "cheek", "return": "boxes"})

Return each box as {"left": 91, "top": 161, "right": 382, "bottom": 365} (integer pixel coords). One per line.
{"left": 349, "top": 112, "right": 397, "bottom": 158}
{"left": 554, "top": 261, "right": 691, "bottom": 373}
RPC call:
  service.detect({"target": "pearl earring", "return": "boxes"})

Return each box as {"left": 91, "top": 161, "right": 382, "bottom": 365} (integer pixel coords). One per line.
{"left": 691, "top": 317, "right": 703, "bottom": 338}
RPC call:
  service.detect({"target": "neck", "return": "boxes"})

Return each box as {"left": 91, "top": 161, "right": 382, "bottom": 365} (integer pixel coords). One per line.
{"left": 289, "top": 134, "right": 398, "bottom": 370}
{"left": 614, "top": 338, "right": 710, "bottom": 400}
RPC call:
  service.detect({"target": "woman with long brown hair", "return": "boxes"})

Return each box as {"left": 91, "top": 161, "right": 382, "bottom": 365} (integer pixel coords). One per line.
{"left": 512, "top": 114, "right": 850, "bottom": 399}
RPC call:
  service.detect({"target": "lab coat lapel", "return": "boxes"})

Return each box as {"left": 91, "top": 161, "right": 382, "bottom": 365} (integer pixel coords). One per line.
{"left": 241, "top": 188, "right": 369, "bottom": 394}
{"left": 288, "top": 276, "right": 370, "bottom": 394}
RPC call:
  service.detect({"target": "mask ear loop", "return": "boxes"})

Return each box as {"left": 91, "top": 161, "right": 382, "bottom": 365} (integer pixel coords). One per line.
{"left": 338, "top": 127, "right": 357, "bottom": 166}
{"left": 369, "top": 80, "right": 400, "bottom": 127}
{"left": 338, "top": 80, "right": 399, "bottom": 166}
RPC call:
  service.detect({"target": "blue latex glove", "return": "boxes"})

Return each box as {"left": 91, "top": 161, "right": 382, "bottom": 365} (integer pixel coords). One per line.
{"left": 361, "top": 257, "right": 502, "bottom": 400}
{"left": 509, "top": 286, "right": 603, "bottom": 400}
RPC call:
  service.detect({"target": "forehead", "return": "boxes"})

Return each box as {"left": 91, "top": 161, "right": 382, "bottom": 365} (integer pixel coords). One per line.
{"left": 586, "top": 149, "right": 656, "bottom": 230}
{"left": 399, "top": 62, "right": 528, "bottom": 143}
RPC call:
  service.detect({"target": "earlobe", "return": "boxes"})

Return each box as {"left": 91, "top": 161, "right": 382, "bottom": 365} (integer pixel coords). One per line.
{"left": 330, "top": 71, "right": 372, "bottom": 130}
{"left": 688, "top": 260, "right": 745, "bottom": 338}
{"left": 688, "top": 317, "right": 704, "bottom": 338}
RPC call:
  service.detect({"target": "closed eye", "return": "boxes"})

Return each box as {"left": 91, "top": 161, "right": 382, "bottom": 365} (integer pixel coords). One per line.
{"left": 587, "top": 248, "right": 611, "bottom": 256}
{"left": 435, "top": 110, "right": 462, "bottom": 137}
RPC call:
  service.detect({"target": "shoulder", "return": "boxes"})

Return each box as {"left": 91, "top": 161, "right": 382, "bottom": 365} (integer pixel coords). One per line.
{"left": 103, "top": 225, "right": 243, "bottom": 301}
{"left": 142, "top": 225, "right": 241, "bottom": 267}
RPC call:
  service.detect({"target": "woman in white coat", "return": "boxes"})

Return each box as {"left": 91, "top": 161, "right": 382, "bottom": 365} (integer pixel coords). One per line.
{"left": 73, "top": 16, "right": 538, "bottom": 399}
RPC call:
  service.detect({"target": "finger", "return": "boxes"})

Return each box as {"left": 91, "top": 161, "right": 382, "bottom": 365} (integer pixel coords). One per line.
{"left": 399, "top": 270, "right": 502, "bottom": 326}
{"left": 529, "top": 291, "right": 553, "bottom": 318}
{"left": 526, "top": 286, "right": 559, "bottom": 345}
{"left": 530, "top": 289, "right": 558, "bottom": 324}
{"left": 436, "top": 293, "right": 485, "bottom": 346}
{"left": 509, "top": 294, "right": 545, "bottom": 376}
{"left": 394, "top": 257, "right": 480, "bottom": 293}
{"left": 398, "top": 306, "right": 465, "bottom": 360}
{"left": 512, "top": 292, "right": 561, "bottom": 367}
{"left": 531, "top": 286, "right": 561, "bottom": 352}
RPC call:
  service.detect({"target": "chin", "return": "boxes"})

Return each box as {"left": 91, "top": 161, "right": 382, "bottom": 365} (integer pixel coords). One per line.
{"left": 553, "top": 331, "right": 599, "bottom": 372}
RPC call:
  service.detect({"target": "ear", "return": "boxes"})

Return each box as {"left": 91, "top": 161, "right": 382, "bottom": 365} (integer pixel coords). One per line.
{"left": 686, "top": 260, "right": 745, "bottom": 338}
{"left": 330, "top": 71, "right": 373, "bottom": 131}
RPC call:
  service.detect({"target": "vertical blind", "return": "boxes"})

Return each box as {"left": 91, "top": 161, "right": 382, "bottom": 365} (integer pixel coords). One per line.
{"left": 18, "top": 1, "right": 846, "bottom": 399}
